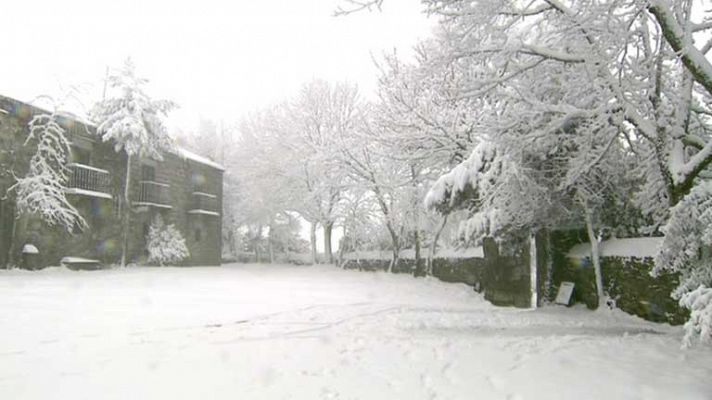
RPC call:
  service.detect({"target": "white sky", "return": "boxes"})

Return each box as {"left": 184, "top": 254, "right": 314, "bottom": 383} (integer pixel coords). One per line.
{"left": 0, "top": 0, "right": 434, "bottom": 133}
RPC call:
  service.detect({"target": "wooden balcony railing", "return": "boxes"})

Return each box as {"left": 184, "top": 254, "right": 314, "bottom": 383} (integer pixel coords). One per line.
{"left": 65, "top": 163, "right": 112, "bottom": 199}
{"left": 188, "top": 192, "right": 219, "bottom": 216}
{"left": 134, "top": 181, "right": 172, "bottom": 208}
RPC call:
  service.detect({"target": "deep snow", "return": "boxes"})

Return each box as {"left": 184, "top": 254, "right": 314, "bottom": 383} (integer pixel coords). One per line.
{"left": 0, "top": 264, "right": 710, "bottom": 399}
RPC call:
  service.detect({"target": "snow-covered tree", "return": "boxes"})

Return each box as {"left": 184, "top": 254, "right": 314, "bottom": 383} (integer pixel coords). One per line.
{"left": 232, "top": 81, "right": 361, "bottom": 264}
{"left": 372, "top": 44, "right": 486, "bottom": 274}
{"left": 678, "top": 286, "right": 712, "bottom": 347}
{"left": 337, "top": 113, "right": 416, "bottom": 271}
{"left": 230, "top": 107, "right": 300, "bottom": 262}
{"left": 146, "top": 214, "right": 189, "bottom": 266}
{"left": 91, "top": 58, "right": 177, "bottom": 266}
{"left": 655, "top": 180, "right": 712, "bottom": 344}
{"left": 373, "top": 43, "right": 481, "bottom": 170}
{"left": 413, "top": 0, "right": 712, "bottom": 208}
{"left": 10, "top": 112, "right": 87, "bottom": 232}
{"left": 287, "top": 80, "right": 360, "bottom": 263}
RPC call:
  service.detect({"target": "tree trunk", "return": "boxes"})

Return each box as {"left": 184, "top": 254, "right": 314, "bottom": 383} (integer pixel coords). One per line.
{"left": 310, "top": 221, "right": 318, "bottom": 265}
{"left": 6, "top": 210, "right": 21, "bottom": 268}
{"left": 337, "top": 225, "right": 346, "bottom": 268}
{"left": 649, "top": 3, "right": 712, "bottom": 99}
{"left": 584, "top": 206, "right": 605, "bottom": 308}
{"left": 529, "top": 230, "right": 538, "bottom": 309}
{"left": 324, "top": 221, "right": 334, "bottom": 264}
{"left": 254, "top": 225, "right": 262, "bottom": 263}
{"left": 413, "top": 228, "right": 423, "bottom": 277}
{"left": 427, "top": 214, "right": 448, "bottom": 275}
{"left": 386, "top": 224, "right": 399, "bottom": 273}
{"left": 268, "top": 224, "right": 274, "bottom": 264}
{"left": 228, "top": 229, "right": 237, "bottom": 259}
{"left": 120, "top": 154, "right": 132, "bottom": 267}
{"left": 410, "top": 164, "right": 423, "bottom": 277}
{"left": 389, "top": 247, "right": 398, "bottom": 273}
{"left": 0, "top": 194, "right": 6, "bottom": 268}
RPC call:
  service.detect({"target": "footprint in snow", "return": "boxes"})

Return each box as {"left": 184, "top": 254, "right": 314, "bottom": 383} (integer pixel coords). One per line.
{"left": 486, "top": 375, "right": 505, "bottom": 390}
{"left": 320, "top": 387, "right": 340, "bottom": 399}
{"left": 441, "top": 362, "right": 455, "bottom": 381}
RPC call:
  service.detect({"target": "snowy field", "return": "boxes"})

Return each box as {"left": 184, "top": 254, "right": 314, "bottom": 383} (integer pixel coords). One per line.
{"left": 1, "top": 264, "right": 711, "bottom": 400}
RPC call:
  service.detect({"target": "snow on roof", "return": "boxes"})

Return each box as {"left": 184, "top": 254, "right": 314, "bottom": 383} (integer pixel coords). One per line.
{"left": 1, "top": 94, "right": 225, "bottom": 171}
{"left": 60, "top": 256, "right": 100, "bottom": 264}
{"left": 567, "top": 237, "right": 664, "bottom": 259}
{"left": 344, "top": 246, "right": 485, "bottom": 261}
{"left": 22, "top": 244, "right": 39, "bottom": 254}
{"left": 57, "top": 110, "right": 94, "bottom": 126}
{"left": 176, "top": 147, "right": 225, "bottom": 171}
{"left": 433, "top": 246, "right": 484, "bottom": 259}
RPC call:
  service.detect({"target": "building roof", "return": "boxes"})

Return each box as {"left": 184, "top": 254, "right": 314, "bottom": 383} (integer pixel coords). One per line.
{"left": 176, "top": 147, "right": 225, "bottom": 171}
{"left": 1, "top": 94, "right": 224, "bottom": 171}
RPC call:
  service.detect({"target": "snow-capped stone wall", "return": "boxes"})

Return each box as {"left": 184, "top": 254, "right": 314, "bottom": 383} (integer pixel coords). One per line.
{"left": 341, "top": 235, "right": 545, "bottom": 309}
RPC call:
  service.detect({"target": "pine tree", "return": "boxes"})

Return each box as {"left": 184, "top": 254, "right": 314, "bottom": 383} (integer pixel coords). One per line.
{"left": 91, "top": 58, "right": 176, "bottom": 266}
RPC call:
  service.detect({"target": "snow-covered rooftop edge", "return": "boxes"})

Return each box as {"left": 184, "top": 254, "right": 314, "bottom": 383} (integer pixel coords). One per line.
{"left": 567, "top": 237, "right": 664, "bottom": 259}
{"left": 1, "top": 94, "right": 225, "bottom": 172}
{"left": 175, "top": 147, "right": 225, "bottom": 171}
{"left": 343, "top": 247, "right": 484, "bottom": 260}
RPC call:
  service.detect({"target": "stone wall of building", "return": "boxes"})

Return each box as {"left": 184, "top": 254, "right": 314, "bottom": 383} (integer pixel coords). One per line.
{"left": 125, "top": 152, "right": 222, "bottom": 266}
{"left": 1, "top": 97, "right": 124, "bottom": 267}
{"left": 0, "top": 95, "right": 223, "bottom": 268}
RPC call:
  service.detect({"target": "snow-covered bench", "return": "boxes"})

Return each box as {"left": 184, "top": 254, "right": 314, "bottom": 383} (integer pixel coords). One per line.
{"left": 61, "top": 257, "right": 103, "bottom": 271}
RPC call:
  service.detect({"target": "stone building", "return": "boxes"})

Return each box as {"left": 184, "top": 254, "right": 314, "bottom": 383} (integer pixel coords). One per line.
{"left": 0, "top": 94, "right": 223, "bottom": 268}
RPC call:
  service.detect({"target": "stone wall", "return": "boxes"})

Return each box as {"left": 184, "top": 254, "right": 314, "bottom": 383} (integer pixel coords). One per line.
{"left": 550, "top": 230, "right": 687, "bottom": 324}
{"left": 342, "top": 236, "right": 535, "bottom": 308}
{"left": 555, "top": 254, "right": 687, "bottom": 324}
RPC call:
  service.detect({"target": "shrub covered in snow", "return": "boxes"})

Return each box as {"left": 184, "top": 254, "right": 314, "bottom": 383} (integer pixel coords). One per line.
{"left": 146, "top": 215, "right": 189, "bottom": 266}
{"left": 655, "top": 181, "right": 712, "bottom": 296}
{"left": 655, "top": 181, "right": 712, "bottom": 344}
{"left": 679, "top": 286, "right": 712, "bottom": 347}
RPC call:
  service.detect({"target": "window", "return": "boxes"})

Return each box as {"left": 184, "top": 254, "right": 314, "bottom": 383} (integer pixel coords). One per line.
{"left": 70, "top": 146, "right": 91, "bottom": 164}
{"left": 195, "top": 228, "right": 202, "bottom": 242}
{"left": 141, "top": 165, "right": 156, "bottom": 181}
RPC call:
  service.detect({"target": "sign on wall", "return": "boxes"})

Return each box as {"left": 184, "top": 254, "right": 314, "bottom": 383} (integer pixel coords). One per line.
{"left": 555, "top": 281, "right": 575, "bottom": 306}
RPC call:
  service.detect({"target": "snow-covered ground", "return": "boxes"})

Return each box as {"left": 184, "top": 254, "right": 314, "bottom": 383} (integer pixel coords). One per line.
{"left": 1, "top": 264, "right": 710, "bottom": 400}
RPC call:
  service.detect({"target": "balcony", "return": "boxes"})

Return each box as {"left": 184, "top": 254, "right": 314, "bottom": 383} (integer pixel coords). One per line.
{"left": 188, "top": 191, "right": 219, "bottom": 216}
{"left": 134, "top": 181, "right": 172, "bottom": 209}
{"left": 65, "top": 163, "right": 112, "bottom": 199}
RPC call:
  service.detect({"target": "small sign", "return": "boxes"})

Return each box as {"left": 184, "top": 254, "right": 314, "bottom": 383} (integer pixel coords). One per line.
{"left": 555, "top": 281, "right": 575, "bottom": 305}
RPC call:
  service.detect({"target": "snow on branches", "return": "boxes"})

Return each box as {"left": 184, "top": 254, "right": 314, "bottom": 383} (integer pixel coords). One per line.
{"left": 655, "top": 180, "right": 712, "bottom": 345}
{"left": 425, "top": 141, "right": 549, "bottom": 243}
{"left": 10, "top": 113, "right": 86, "bottom": 231}
{"left": 146, "top": 215, "right": 190, "bottom": 266}
{"left": 679, "top": 286, "right": 712, "bottom": 347}
{"left": 655, "top": 180, "right": 712, "bottom": 298}
{"left": 91, "top": 58, "right": 176, "bottom": 160}
{"left": 424, "top": 141, "right": 500, "bottom": 214}
{"left": 91, "top": 58, "right": 177, "bottom": 267}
